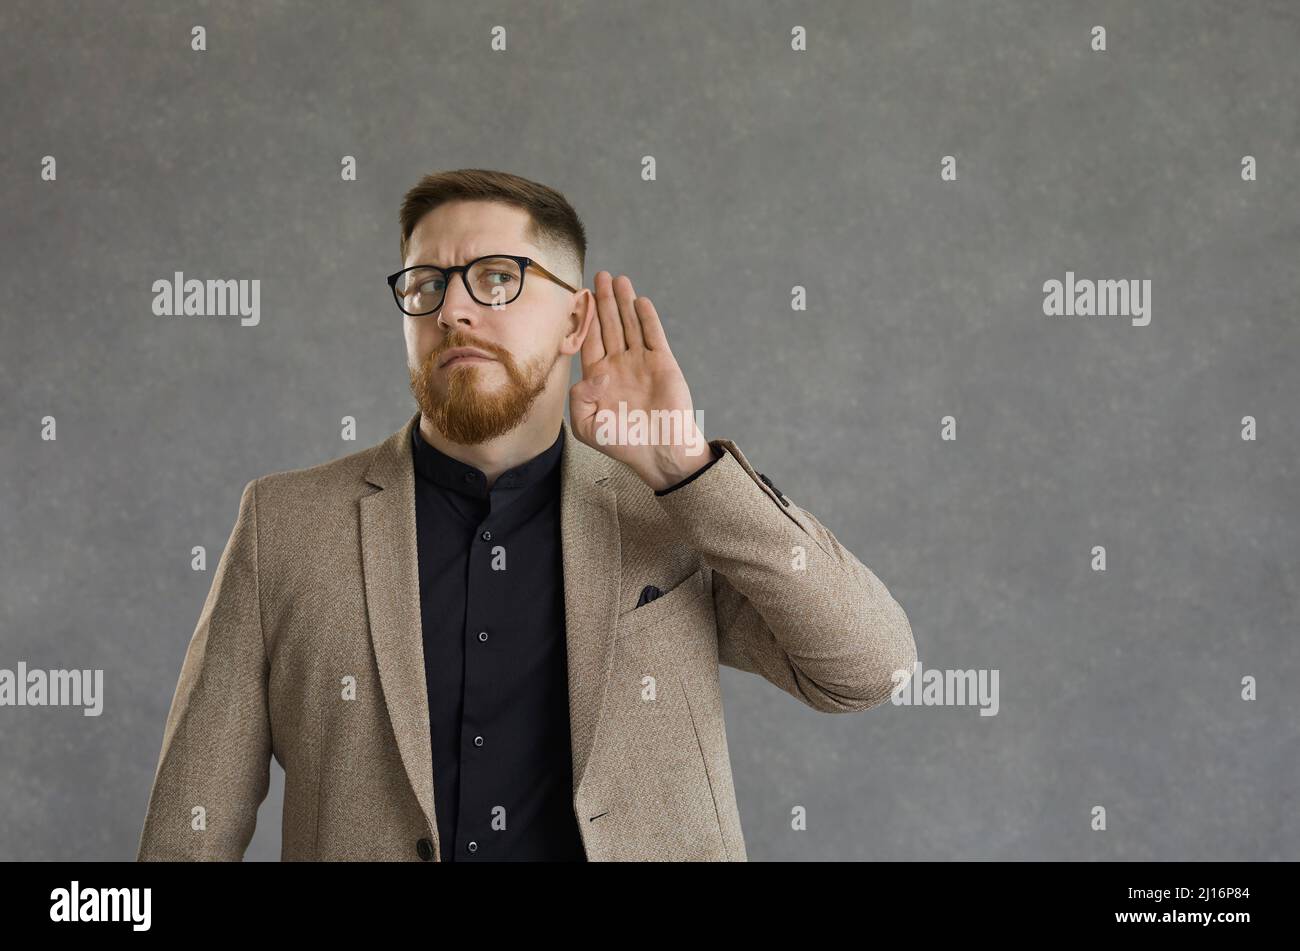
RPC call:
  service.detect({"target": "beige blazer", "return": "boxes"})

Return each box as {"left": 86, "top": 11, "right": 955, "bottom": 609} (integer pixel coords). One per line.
{"left": 137, "top": 411, "right": 916, "bottom": 861}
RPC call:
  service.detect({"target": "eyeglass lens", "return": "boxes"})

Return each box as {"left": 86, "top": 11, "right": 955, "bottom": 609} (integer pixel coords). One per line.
{"left": 394, "top": 257, "right": 523, "bottom": 314}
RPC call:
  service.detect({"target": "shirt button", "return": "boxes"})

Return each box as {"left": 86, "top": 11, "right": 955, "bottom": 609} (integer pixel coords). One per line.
{"left": 467, "top": 841, "right": 478, "bottom": 854}
{"left": 473, "top": 735, "right": 484, "bottom": 747}
{"left": 480, "top": 530, "right": 492, "bottom": 541}
{"left": 463, "top": 472, "right": 474, "bottom": 483}
{"left": 478, "top": 631, "right": 489, "bottom": 642}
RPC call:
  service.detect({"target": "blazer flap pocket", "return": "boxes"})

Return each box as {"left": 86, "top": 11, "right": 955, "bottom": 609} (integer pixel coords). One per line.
{"left": 616, "top": 568, "right": 707, "bottom": 639}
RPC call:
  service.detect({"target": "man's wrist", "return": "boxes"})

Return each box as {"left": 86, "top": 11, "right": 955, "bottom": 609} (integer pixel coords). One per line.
{"left": 647, "top": 443, "right": 724, "bottom": 494}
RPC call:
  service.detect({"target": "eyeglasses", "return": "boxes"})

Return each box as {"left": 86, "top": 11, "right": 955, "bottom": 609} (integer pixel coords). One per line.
{"left": 386, "top": 254, "right": 577, "bottom": 316}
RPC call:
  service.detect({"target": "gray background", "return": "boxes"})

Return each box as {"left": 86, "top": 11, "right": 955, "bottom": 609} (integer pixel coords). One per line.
{"left": 1, "top": 0, "right": 1296, "bottom": 861}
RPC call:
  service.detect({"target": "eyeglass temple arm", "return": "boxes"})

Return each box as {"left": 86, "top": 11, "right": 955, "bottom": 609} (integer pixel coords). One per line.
{"left": 528, "top": 260, "right": 577, "bottom": 292}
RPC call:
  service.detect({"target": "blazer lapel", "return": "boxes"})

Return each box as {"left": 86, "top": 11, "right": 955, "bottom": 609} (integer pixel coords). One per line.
{"left": 359, "top": 412, "right": 436, "bottom": 834}
{"left": 558, "top": 418, "right": 620, "bottom": 797}
{"left": 357, "top": 412, "right": 622, "bottom": 839}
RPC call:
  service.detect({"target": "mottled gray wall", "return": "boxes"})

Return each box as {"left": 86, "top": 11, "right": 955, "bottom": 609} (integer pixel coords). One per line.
{"left": 1, "top": 0, "right": 1296, "bottom": 861}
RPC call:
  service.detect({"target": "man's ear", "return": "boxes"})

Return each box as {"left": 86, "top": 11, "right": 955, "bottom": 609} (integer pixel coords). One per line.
{"left": 561, "top": 289, "right": 595, "bottom": 355}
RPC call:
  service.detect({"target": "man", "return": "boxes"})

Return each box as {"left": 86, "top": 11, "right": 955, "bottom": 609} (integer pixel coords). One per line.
{"left": 137, "top": 168, "right": 916, "bottom": 862}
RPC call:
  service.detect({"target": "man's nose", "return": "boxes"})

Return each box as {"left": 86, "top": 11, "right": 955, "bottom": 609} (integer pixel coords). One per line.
{"left": 437, "top": 276, "right": 481, "bottom": 330}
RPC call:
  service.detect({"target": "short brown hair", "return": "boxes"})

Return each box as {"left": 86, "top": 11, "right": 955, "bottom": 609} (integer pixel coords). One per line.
{"left": 398, "top": 169, "right": 587, "bottom": 286}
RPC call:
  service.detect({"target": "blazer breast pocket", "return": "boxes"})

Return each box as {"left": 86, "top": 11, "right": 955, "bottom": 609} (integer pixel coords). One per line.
{"left": 616, "top": 567, "right": 708, "bottom": 640}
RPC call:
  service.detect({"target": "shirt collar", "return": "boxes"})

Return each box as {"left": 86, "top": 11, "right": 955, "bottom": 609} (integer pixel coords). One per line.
{"left": 410, "top": 422, "right": 564, "bottom": 500}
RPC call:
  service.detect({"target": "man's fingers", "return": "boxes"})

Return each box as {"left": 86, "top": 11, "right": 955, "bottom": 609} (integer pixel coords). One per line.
{"left": 636, "top": 296, "right": 672, "bottom": 354}
{"left": 594, "top": 271, "right": 625, "bottom": 353}
{"left": 613, "top": 274, "right": 644, "bottom": 350}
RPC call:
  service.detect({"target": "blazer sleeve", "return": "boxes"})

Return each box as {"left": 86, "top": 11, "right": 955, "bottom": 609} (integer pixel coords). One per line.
{"left": 653, "top": 440, "right": 917, "bottom": 714}
{"left": 137, "top": 478, "right": 273, "bottom": 860}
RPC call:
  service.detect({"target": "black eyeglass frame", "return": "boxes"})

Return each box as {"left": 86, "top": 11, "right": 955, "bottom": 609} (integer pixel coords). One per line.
{"left": 386, "top": 254, "right": 578, "bottom": 316}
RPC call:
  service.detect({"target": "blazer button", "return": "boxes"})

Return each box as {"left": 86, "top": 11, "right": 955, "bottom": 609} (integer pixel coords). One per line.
{"left": 416, "top": 837, "right": 434, "bottom": 861}
{"left": 758, "top": 472, "right": 790, "bottom": 507}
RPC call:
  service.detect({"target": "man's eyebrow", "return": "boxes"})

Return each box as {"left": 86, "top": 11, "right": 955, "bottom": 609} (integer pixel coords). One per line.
{"left": 414, "top": 252, "right": 528, "bottom": 269}
{"left": 407, "top": 255, "right": 479, "bottom": 268}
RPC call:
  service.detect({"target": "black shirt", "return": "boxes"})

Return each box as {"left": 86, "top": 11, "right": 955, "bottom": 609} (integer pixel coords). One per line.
{"left": 410, "top": 422, "right": 723, "bottom": 861}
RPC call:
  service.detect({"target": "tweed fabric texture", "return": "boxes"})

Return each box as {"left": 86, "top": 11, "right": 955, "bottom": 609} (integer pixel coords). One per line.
{"left": 137, "top": 411, "right": 915, "bottom": 861}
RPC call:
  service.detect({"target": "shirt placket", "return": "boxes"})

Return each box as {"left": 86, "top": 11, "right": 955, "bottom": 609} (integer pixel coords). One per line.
{"left": 455, "top": 478, "right": 521, "bottom": 860}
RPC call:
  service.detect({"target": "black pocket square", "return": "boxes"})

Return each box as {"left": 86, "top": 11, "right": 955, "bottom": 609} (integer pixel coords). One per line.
{"left": 636, "top": 585, "right": 663, "bottom": 608}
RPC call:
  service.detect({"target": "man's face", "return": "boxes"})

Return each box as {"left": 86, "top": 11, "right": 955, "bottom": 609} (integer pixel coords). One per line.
{"left": 403, "top": 200, "right": 585, "bottom": 445}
